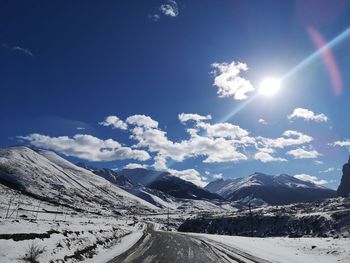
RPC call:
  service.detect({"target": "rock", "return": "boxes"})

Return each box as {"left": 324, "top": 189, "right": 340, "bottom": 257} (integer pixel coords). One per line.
{"left": 337, "top": 156, "right": 350, "bottom": 197}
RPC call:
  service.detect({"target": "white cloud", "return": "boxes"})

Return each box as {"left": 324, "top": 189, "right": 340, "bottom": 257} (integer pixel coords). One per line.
{"left": 76, "top": 127, "right": 85, "bottom": 130}
{"left": 99, "top": 115, "right": 127, "bottom": 130}
{"left": 329, "top": 140, "right": 350, "bottom": 149}
{"left": 126, "top": 115, "right": 158, "bottom": 128}
{"left": 124, "top": 163, "right": 148, "bottom": 169}
{"left": 319, "top": 167, "right": 337, "bottom": 173}
{"left": 314, "top": 160, "right": 324, "bottom": 165}
{"left": 254, "top": 151, "right": 287, "bottom": 163}
{"left": 211, "top": 61, "right": 254, "bottom": 100}
{"left": 258, "top": 118, "right": 268, "bottom": 125}
{"left": 288, "top": 108, "right": 328, "bottom": 122}
{"left": 294, "top": 174, "right": 328, "bottom": 185}
{"left": 178, "top": 113, "right": 212, "bottom": 123}
{"left": 197, "top": 122, "right": 249, "bottom": 139}
{"left": 160, "top": 0, "right": 179, "bottom": 17}
{"left": 168, "top": 168, "right": 207, "bottom": 187}
{"left": 212, "top": 173, "right": 223, "bottom": 180}
{"left": 286, "top": 148, "right": 321, "bottom": 159}
{"left": 257, "top": 130, "right": 313, "bottom": 149}
{"left": 20, "top": 113, "right": 323, "bottom": 186}
{"left": 205, "top": 171, "right": 223, "bottom": 180}
{"left": 130, "top": 123, "right": 248, "bottom": 164}
{"left": 18, "top": 133, "right": 150, "bottom": 162}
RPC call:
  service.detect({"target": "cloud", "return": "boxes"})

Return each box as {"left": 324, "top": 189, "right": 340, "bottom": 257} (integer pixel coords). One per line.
{"left": 76, "top": 127, "right": 85, "bottom": 130}
{"left": 288, "top": 108, "right": 328, "bottom": 122}
{"left": 160, "top": 0, "right": 179, "bottom": 17}
{"left": 294, "top": 174, "right": 328, "bottom": 185}
{"left": 99, "top": 115, "right": 128, "bottom": 130}
{"left": 329, "top": 140, "right": 350, "bottom": 149}
{"left": 124, "top": 163, "right": 148, "bottom": 169}
{"left": 18, "top": 133, "right": 150, "bottom": 162}
{"left": 168, "top": 168, "right": 207, "bottom": 187}
{"left": 205, "top": 171, "right": 223, "bottom": 180}
{"left": 148, "top": 14, "right": 160, "bottom": 22}
{"left": 257, "top": 130, "right": 313, "bottom": 149}
{"left": 197, "top": 122, "right": 249, "bottom": 139}
{"left": 314, "top": 160, "right": 324, "bottom": 165}
{"left": 126, "top": 114, "right": 159, "bottom": 128}
{"left": 211, "top": 61, "right": 254, "bottom": 100}
{"left": 254, "top": 151, "right": 287, "bottom": 163}
{"left": 21, "top": 113, "right": 319, "bottom": 186}
{"left": 286, "top": 148, "right": 321, "bottom": 159}
{"left": 178, "top": 113, "right": 212, "bottom": 123}
{"left": 258, "top": 118, "right": 268, "bottom": 125}
{"left": 319, "top": 167, "right": 338, "bottom": 173}
{"left": 129, "top": 122, "right": 248, "bottom": 164}
{"left": 2, "top": 43, "right": 34, "bottom": 57}
{"left": 212, "top": 173, "right": 223, "bottom": 180}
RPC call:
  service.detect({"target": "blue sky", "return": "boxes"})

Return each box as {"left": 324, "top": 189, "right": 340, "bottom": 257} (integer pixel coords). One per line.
{"left": 1, "top": 0, "right": 350, "bottom": 188}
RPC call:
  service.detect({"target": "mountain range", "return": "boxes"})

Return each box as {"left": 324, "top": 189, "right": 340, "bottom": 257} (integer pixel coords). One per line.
{"left": 205, "top": 173, "right": 336, "bottom": 205}
{"left": 0, "top": 146, "right": 337, "bottom": 211}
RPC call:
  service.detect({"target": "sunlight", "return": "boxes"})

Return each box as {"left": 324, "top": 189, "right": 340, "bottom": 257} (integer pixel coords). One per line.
{"left": 259, "top": 77, "right": 281, "bottom": 96}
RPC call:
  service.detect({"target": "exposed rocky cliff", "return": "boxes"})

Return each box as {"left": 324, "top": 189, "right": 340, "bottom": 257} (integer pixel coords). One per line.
{"left": 337, "top": 156, "right": 350, "bottom": 197}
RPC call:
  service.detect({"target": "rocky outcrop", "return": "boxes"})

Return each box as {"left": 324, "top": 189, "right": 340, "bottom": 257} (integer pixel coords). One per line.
{"left": 337, "top": 156, "right": 350, "bottom": 197}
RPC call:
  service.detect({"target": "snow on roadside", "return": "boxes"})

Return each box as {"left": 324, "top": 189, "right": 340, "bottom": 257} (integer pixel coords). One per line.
{"left": 84, "top": 231, "right": 143, "bottom": 263}
{"left": 186, "top": 233, "right": 350, "bottom": 263}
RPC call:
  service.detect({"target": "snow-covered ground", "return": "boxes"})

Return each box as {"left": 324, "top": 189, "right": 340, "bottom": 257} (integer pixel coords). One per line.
{"left": 0, "top": 183, "right": 145, "bottom": 263}
{"left": 186, "top": 232, "right": 350, "bottom": 263}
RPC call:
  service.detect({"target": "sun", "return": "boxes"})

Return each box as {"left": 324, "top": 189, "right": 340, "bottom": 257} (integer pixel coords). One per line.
{"left": 259, "top": 77, "right": 281, "bottom": 96}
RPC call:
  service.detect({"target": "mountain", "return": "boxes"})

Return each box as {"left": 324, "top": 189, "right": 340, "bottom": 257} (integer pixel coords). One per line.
{"left": 76, "top": 163, "right": 178, "bottom": 208}
{"left": 337, "top": 155, "right": 350, "bottom": 197}
{"left": 118, "top": 168, "right": 223, "bottom": 200}
{"left": 76, "top": 163, "right": 134, "bottom": 188}
{"left": 205, "top": 172, "right": 336, "bottom": 205}
{"left": 0, "top": 146, "right": 159, "bottom": 214}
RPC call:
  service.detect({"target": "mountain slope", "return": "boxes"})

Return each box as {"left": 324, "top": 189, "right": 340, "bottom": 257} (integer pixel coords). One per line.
{"left": 205, "top": 173, "right": 336, "bottom": 205}
{"left": 75, "top": 163, "right": 178, "bottom": 209}
{"left": 118, "top": 168, "right": 223, "bottom": 200}
{"left": 0, "top": 146, "right": 158, "bottom": 214}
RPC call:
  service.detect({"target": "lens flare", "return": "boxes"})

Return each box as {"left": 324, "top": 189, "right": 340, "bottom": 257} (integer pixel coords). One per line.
{"left": 307, "top": 26, "right": 342, "bottom": 96}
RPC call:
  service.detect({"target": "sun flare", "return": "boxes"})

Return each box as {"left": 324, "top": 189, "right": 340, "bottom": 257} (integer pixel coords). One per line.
{"left": 259, "top": 77, "right": 281, "bottom": 96}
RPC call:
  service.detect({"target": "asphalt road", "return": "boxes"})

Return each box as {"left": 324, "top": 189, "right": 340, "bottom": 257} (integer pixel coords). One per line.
{"left": 109, "top": 226, "right": 270, "bottom": 263}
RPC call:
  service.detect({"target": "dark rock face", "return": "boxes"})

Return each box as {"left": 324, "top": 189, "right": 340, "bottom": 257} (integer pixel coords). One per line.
{"left": 337, "top": 156, "right": 350, "bottom": 197}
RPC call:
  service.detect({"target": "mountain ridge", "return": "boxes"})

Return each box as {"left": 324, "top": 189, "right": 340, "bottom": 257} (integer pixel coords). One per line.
{"left": 205, "top": 172, "right": 336, "bottom": 205}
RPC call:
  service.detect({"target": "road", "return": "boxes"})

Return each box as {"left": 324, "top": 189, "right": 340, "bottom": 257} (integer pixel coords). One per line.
{"left": 108, "top": 225, "right": 270, "bottom": 263}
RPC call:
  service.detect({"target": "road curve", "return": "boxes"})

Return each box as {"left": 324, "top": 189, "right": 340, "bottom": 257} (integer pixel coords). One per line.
{"left": 108, "top": 225, "right": 271, "bottom": 263}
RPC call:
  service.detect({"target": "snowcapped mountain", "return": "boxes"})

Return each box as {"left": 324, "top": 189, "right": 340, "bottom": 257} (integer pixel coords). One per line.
{"left": 118, "top": 168, "right": 223, "bottom": 200}
{"left": 205, "top": 172, "right": 336, "bottom": 205}
{"left": 0, "top": 146, "right": 159, "bottom": 214}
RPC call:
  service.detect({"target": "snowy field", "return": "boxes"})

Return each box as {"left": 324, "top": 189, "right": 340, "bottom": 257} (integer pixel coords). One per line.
{"left": 186, "top": 232, "right": 350, "bottom": 263}
{"left": 0, "top": 185, "right": 145, "bottom": 263}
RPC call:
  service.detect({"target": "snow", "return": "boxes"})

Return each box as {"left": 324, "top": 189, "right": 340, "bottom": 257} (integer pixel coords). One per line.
{"left": 84, "top": 231, "right": 143, "bottom": 263}
{"left": 186, "top": 232, "right": 350, "bottom": 263}
{"left": 0, "top": 146, "right": 159, "bottom": 213}
{"left": 207, "top": 172, "right": 327, "bottom": 198}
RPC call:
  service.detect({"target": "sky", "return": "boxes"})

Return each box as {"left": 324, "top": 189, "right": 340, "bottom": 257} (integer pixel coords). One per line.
{"left": 1, "top": 0, "right": 350, "bottom": 189}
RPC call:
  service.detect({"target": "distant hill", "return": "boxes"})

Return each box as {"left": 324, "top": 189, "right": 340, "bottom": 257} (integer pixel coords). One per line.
{"left": 205, "top": 172, "right": 336, "bottom": 205}
{"left": 118, "top": 168, "right": 223, "bottom": 200}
